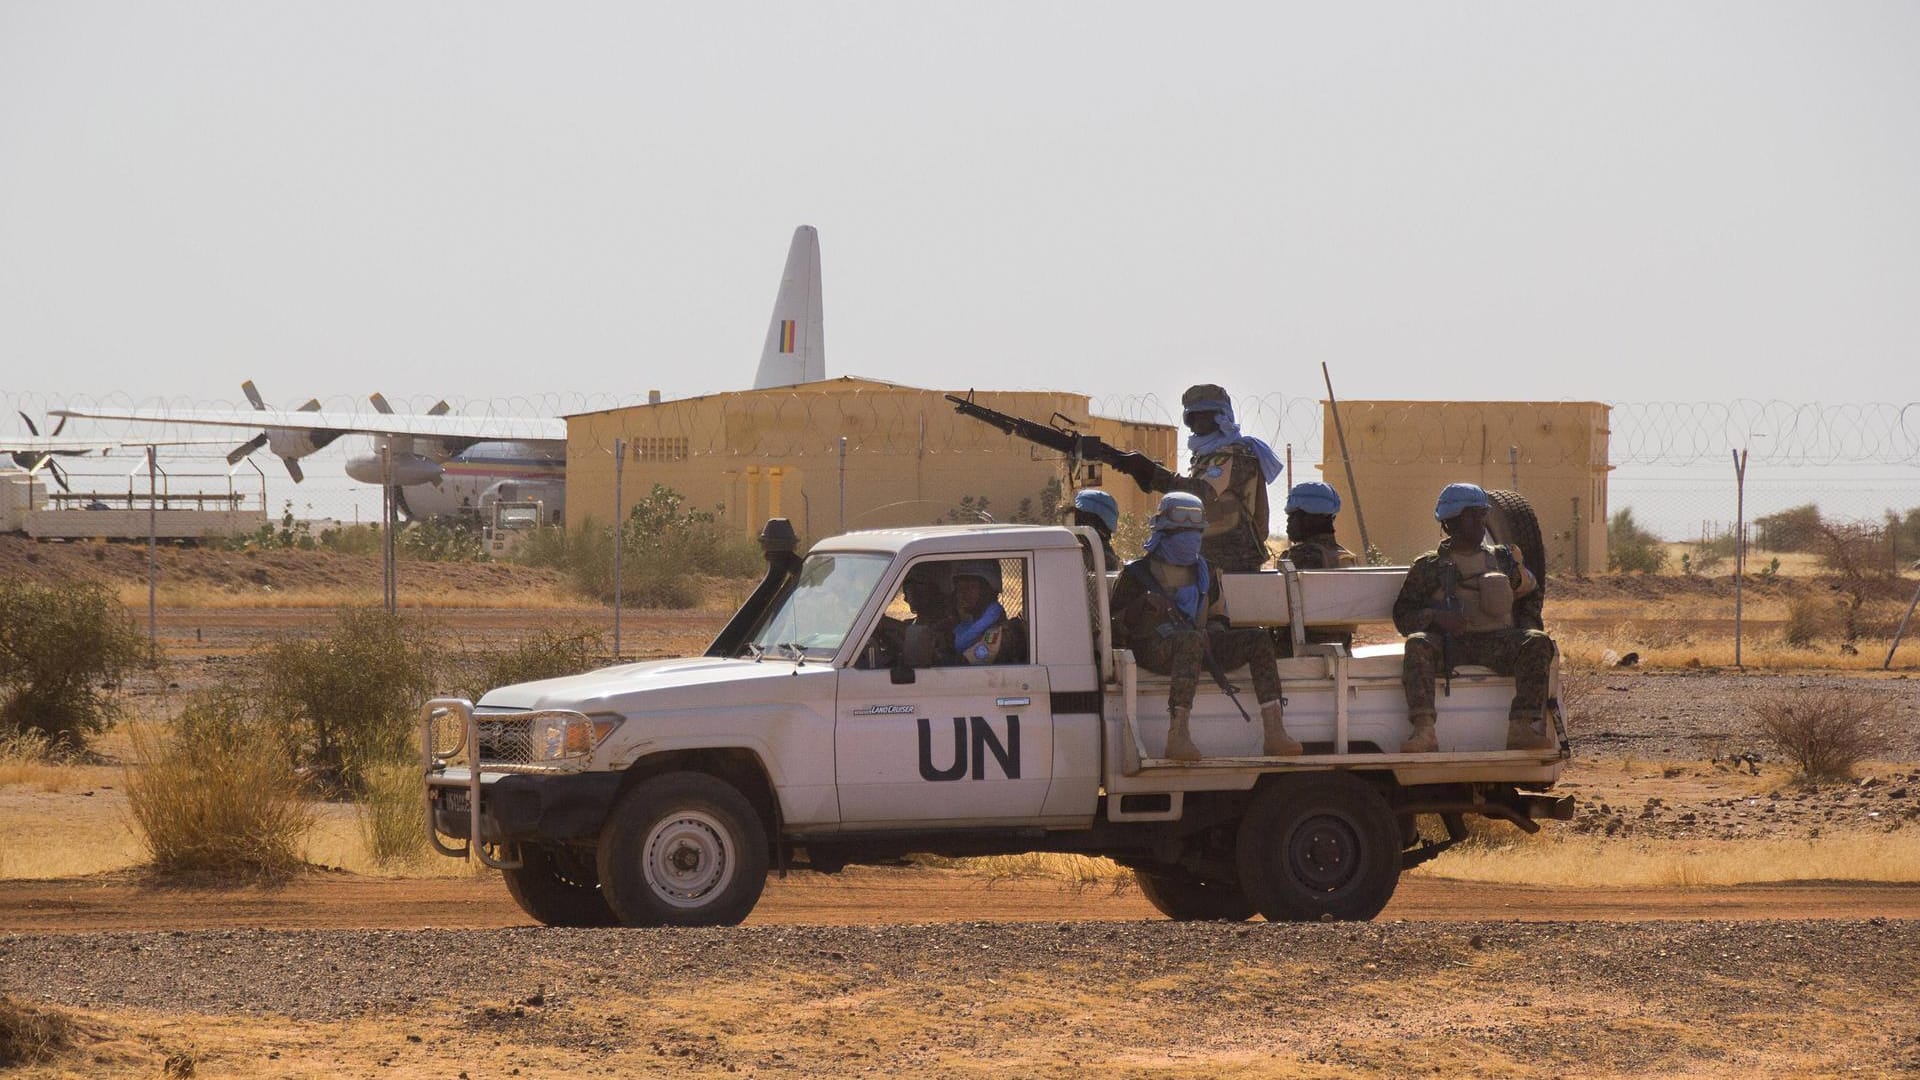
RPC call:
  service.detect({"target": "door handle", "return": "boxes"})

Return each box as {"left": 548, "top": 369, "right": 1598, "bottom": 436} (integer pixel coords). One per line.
{"left": 996, "top": 696, "right": 1031, "bottom": 707}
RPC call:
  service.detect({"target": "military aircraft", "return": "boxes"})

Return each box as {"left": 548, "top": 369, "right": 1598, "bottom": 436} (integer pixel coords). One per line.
{"left": 54, "top": 224, "right": 828, "bottom": 519}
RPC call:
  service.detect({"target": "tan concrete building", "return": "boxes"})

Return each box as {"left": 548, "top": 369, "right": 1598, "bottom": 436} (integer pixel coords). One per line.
{"left": 1319, "top": 400, "right": 1611, "bottom": 573}
{"left": 565, "top": 377, "right": 1176, "bottom": 540}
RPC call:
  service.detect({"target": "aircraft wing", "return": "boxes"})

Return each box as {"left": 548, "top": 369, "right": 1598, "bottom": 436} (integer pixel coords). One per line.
{"left": 0, "top": 435, "right": 232, "bottom": 453}
{"left": 51, "top": 406, "right": 567, "bottom": 442}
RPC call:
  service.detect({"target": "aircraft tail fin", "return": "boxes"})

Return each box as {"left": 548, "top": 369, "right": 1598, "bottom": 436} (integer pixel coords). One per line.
{"left": 751, "top": 225, "right": 825, "bottom": 389}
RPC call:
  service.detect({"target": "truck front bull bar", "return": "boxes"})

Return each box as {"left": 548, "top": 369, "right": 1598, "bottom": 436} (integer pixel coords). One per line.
{"left": 421, "top": 697, "right": 522, "bottom": 868}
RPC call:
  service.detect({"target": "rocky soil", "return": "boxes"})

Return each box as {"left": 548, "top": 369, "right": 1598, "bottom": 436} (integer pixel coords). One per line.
{"left": 3, "top": 920, "right": 1915, "bottom": 1077}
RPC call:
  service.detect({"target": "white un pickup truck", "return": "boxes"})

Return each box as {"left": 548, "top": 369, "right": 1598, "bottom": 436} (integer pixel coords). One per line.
{"left": 423, "top": 519, "right": 1572, "bottom": 927}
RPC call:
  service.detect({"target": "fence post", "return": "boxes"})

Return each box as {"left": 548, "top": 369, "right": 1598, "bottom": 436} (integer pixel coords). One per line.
{"left": 1733, "top": 448, "right": 1748, "bottom": 670}
{"left": 838, "top": 436, "right": 848, "bottom": 533}
{"left": 146, "top": 445, "right": 157, "bottom": 663}
{"left": 613, "top": 438, "right": 625, "bottom": 660}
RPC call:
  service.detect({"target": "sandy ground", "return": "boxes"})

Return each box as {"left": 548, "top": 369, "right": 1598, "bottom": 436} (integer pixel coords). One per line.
{"left": 4, "top": 867, "right": 1920, "bottom": 934}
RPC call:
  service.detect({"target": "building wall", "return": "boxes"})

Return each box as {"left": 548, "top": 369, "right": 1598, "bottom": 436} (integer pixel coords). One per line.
{"left": 1319, "top": 401, "right": 1611, "bottom": 572}
{"left": 565, "top": 379, "right": 1176, "bottom": 541}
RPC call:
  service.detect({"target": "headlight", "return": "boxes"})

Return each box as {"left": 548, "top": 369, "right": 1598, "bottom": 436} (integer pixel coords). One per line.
{"left": 531, "top": 713, "right": 623, "bottom": 761}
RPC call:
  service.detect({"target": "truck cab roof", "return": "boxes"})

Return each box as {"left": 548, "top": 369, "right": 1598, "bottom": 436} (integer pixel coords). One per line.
{"left": 810, "top": 523, "right": 1086, "bottom": 558}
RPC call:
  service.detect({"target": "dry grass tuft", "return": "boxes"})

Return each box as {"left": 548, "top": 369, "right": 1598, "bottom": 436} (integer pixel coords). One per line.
{"left": 920, "top": 852, "right": 1136, "bottom": 891}
{"left": 356, "top": 762, "right": 429, "bottom": 868}
{"left": 1416, "top": 825, "right": 1920, "bottom": 888}
{"left": 1751, "top": 686, "right": 1891, "bottom": 782}
{"left": 0, "top": 993, "right": 77, "bottom": 1067}
{"left": 124, "top": 710, "right": 315, "bottom": 882}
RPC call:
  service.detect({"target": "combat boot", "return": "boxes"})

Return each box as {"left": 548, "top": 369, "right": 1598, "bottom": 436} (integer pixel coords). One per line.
{"left": 1164, "top": 706, "right": 1201, "bottom": 762}
{"left": 1506, "top": 715, "right": 1556, "bottom": 751}
{"left": 1260, "top": 701, "right": 1302, "bottom": 757}
{"left": 1400, "top": 712, "right": 1438, "bottom": 754}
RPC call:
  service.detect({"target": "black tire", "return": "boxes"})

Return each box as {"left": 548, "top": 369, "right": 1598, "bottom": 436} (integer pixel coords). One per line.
{"left": 595, "top": 772, "right": 769, "bottom": 927}
{"left": 501, "top": 843, "right": 620, "bottom": 927}
{"left": 1134, "top": 868, "right": 1257, "bottom": 922}
{"left": 1486, "top": 488, "right": 1547, "bottom": 630}
{"left": 1234, "top": 773, "right": 1402, "bottom": 922}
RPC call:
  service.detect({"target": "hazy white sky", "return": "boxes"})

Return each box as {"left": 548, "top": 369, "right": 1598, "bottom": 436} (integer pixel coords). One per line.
{"left": 3, "top": 2, "right": 1916, "bottom": 415}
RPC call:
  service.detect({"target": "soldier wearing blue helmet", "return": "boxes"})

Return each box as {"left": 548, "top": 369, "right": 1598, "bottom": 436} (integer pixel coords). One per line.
{"left": 1070, "top": 488, "right": 1123, "bottom": 570}
{"left": 1390, "top": 483, "right": 1556, "bottom": 753}
{"left": 1109, "top": 492, "right": 1300, "bottom": 761}
{"left": 1279, "top": 481, "right": 1356, "bottom": 570}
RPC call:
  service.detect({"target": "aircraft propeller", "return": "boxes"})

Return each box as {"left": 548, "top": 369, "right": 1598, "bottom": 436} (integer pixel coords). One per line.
{"left": 224, "top": 380, "right": 339, "bottom": 482}
{"left": 11, "top": 412, "right": 81, "bottom": 491}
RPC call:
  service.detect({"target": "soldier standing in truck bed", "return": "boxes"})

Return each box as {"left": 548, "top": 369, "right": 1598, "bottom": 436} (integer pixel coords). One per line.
{"left": 1126, "top": 384, "right": 1284, "bottom": 572}
{"left": 1277, "top": 481, "right": 1357, "bottom": 570}
{"left": 1392, "top": 483, "right": 1557, "bottom": 754}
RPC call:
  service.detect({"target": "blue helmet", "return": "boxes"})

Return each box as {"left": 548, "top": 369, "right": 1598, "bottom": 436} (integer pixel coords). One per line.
{"left": 1149, "top": 491, "right": 1206, "bottom": 532}
{"left": 1284, "top": 481, "right": 1341, "bottom": 516}
{"left": 1072, "top": 489, "right": 1120, "bottom": 533}
{"left": 1434, "top": 482, "right": 1491, "bottom": 522}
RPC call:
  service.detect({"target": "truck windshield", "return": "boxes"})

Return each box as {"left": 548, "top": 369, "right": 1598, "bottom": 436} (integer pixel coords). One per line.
{"left": 746, "top": 552, "right": 891, "bottom": 661}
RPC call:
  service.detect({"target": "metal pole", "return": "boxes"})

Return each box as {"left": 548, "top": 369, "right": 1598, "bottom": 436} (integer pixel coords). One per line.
{"left": 1508, "top": 445, "right": 1519, "bottom": 492}
{"left": 1285, "top": 443, "right": 1293, "bottom": 483}
{"left": 837, "top": 436, "right": 848, "bottom": 532}
{"left": 1733, "top": 448, "right": 1747, "bottom": 669}
{"left": 382, "top": 444, "right": 397, "bottom": 615}
{"left": 146, "top": 445, "right": 157, "bottom": 663}
{"left": 612, "top": 438, "right": 625, "bottom": 660}
{"left": 1886, "top": 578, "right": 1920, "bottom": 669}
{"left": 1320, "top": 363, "right": 1371, "bottom": 558}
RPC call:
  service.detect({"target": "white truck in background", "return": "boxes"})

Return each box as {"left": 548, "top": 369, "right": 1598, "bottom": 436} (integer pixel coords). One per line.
{"left": 423, "top": 518, "right": 1572, "bottom": 927}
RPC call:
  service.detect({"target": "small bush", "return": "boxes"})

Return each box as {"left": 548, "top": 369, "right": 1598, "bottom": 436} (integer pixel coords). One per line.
{"left": 0, "top": 578, "right": 146, "bottom": 752}
{"left": 259, "top": 609, "right": 435, "bottom": 794}
{"left": 1782, "top": 594, "right": 1833, "bottom": 648}
{"left": 462, "top": 625, "right": 606, "bottom": 698}
{"left": 0, "top": 994, "right": 77, "bottom": 1067}
{"left": 357, "top": 761, "right": 428, "bottom": 867}
{"left": 1606, "top": 508, "right": 1667, "bottom": 573}
{"left": 318, "top": 522, "right": 385, "bottom": 556}
{"left": 1751, "top": 687, "right": 1890, "bottom": 782}
{"left": 126, "top": 696, "right": 315, "bottom": 880}
{"left": 521, "top": 487, "right": 762, "bottom": 609}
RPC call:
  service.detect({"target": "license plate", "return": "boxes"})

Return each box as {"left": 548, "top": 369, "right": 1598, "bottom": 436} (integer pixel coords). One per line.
{"left": 436, "top": 788, "right": 470, "bottom": 813}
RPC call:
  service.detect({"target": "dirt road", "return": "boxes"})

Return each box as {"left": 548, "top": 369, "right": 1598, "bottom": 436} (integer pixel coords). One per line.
{"left": 4, "top": 867, "right": 1918, "bottom": 934}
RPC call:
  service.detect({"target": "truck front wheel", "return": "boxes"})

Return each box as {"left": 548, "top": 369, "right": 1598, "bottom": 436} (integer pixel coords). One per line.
{"left": 1235, "top": 773, "right": 1401, "bottom": 922}
{"left": 502, "top": 843, "right": 619, "bottom": 927}
{"left": 1134, "top": 869, "right": 1256, "bottom": 922}
{"left": 595, "top": 772, "right": 769, "bottom": 927}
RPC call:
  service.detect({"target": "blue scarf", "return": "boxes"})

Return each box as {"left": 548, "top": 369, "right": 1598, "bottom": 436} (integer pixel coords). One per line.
{"left": 1186, "top": 402, "right": 1285, "bottom": 484}
{"left": 953, "top": 601, "right": 1007, "bottom": 654}
{"left": 1143, "top": 531, "right": 1208, "bottom": 620}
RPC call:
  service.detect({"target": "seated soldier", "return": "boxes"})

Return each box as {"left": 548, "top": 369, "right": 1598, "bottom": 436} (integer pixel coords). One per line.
{"left": 1278, "top": 481, "right": 1357, "bottom": 569}
{"left": 941, "top": 560, "right": 1028, "bottom": 666}
{"left": 1110, "top": 492, "right": 1301, "bottom": 761}
{"left": 1071, "top": 488, "right": 1123, "bottom": 570}
{"left": 1393, "top": 483, "right": 1557, "bottom": 753}
{"left": 860, "top": 561, "right": 954, "bottom": 669}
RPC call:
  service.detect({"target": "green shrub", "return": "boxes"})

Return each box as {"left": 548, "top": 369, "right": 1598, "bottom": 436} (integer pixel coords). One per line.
{"left": 462, "top": 625, "right": 606, "bottom": 698}
{"left": 259, "top": 608, "right": 435, "bottom": 794}
{"left": 515, "top": 488, "right": 761, "bottom": 609}
{"left": 1754, "top": 504, "right": 1822, "bottom": 553}
{"left": 398, "top": 518, "right": 485, "bottom": 562}
{"left": 0, "top": 578, "right": 145, "bottom": 752}
{"left": 126, "top": 695, "right": 315, "bottom": 880}
{"left": 318, "top": 523, "right": 384, "bottom": 556}
{"left": 1606, "top": 508, "right": 1667, "bottom": 574}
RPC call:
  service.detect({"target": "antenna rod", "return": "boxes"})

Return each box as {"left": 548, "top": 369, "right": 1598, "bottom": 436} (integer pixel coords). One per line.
{"left": 1321, "top": 362, "right": 1371, "bottom": 558}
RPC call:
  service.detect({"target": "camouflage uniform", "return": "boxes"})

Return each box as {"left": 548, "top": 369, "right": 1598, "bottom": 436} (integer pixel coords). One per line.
{"left": 1392, "top": 539, "right": 1553, "bottom": 723}
{"left": 1160, "top": 443, "right": 1270, "bottom": 572}
{"left": 1280, "top": 532, "right": 1358, "bottom": 570}
{"left": 1111, "top": 557, "right": 1283, "bottom": 711}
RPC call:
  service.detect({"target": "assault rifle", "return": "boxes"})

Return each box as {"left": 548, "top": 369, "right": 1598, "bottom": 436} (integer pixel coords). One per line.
{"left": 944, "top": 391, "right": 1173, "bottom": 492}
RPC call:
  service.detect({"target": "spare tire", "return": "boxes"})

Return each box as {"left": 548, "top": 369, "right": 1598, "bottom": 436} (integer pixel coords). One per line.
{"left": 1485, "top": 489, "right": 1546, "bottom": 630}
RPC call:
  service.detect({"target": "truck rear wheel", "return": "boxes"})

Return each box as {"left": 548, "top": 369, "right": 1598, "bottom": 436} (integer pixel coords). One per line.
{"left": 1134, "top": 869, "right": 1256, "bottom": 922}
{"left": 595, "top": 772, "right": 769, "bottom": 927}
{"left": 501, "top": 843, "right": 619, "bottom": 927}
{"left": 1235, "top": 773, "right": 1401, "bottom": 922}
